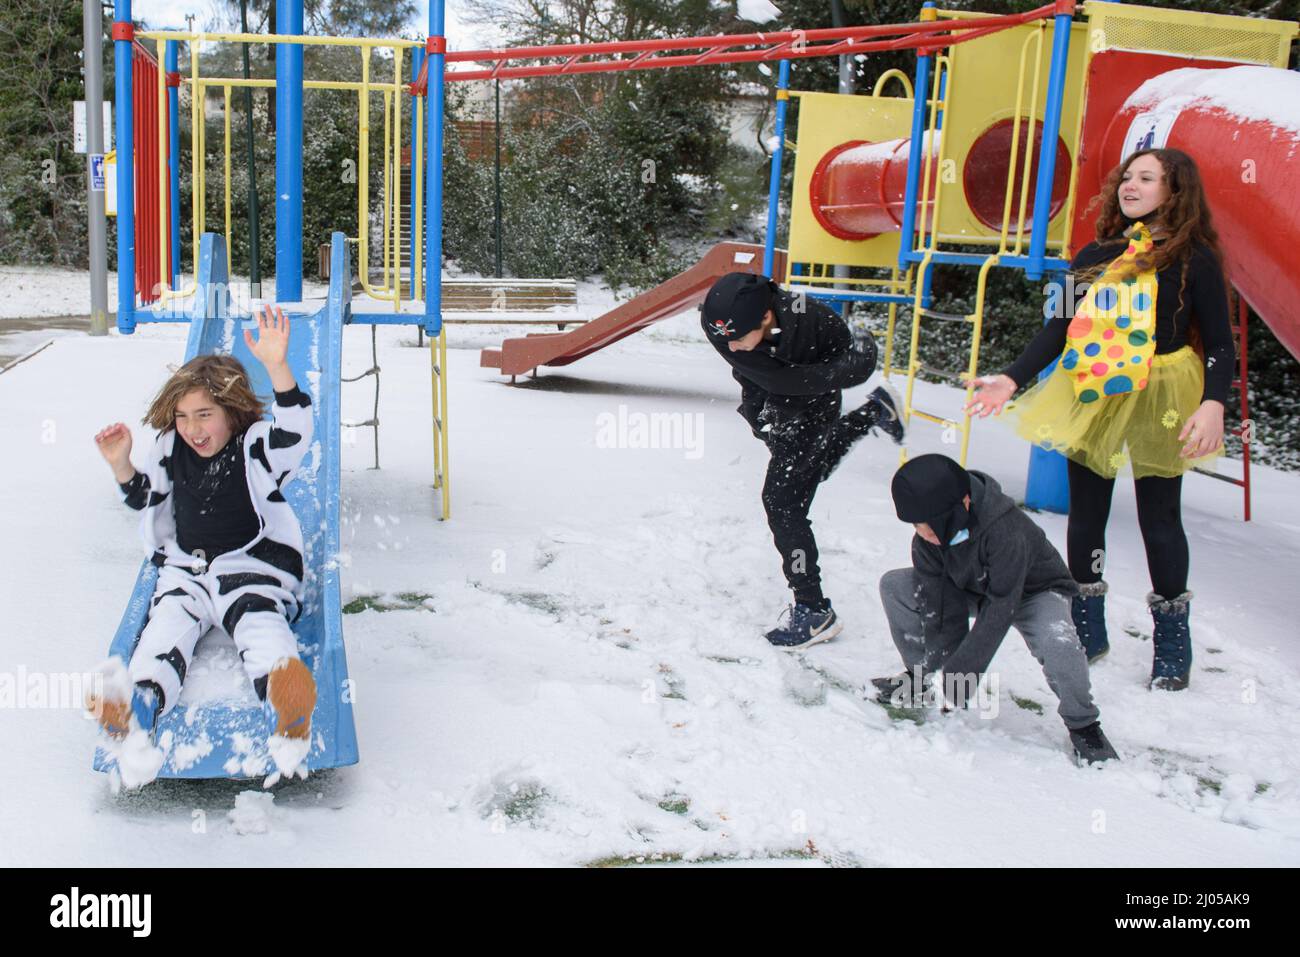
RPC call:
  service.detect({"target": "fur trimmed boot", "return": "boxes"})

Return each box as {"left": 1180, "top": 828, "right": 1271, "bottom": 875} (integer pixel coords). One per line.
{"left": 1148, "top": 590, "right": 1193, "bottom": 691}
{"left": 267, "top": 657, "right": 317, "bottom": 739}
{"left": 1071, "top": 581, "right": 1110, "bottom": 663}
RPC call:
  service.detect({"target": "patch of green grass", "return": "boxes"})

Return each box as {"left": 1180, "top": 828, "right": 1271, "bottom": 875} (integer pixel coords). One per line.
{"left": 585, "top": 845, "right": 820, "bottom": 868}
{"left": 880, "top": 702, "right": 925, "bottom": 725}
{"left": 343, "top": 593, "right": 434, "bottom": 614}
{"left": 1256, "top": 782, "right": 1270, "bottom": 795}
{"left": 657, "top": 794, "right": 690, "bottom": 815}
{"left": 498, "top": 781, "right": 550, "bottom": 823}
{"left": 1012, "top": 695, "right": 1044, "bottom": 715}
{"left": 502, "top": 590, "right": 567, "bottom": 618}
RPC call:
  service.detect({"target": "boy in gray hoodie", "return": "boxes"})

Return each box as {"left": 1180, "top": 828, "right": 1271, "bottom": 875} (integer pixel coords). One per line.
{"left": 874, "top": 454, "right": 1117, "bottom": 764}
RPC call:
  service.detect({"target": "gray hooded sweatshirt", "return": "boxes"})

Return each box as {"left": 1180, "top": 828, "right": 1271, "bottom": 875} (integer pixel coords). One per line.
{"left": 910, "top": 471, "right": 1076, "bottom": 679}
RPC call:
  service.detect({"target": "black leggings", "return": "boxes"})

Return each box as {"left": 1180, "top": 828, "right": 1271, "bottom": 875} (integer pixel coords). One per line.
{"left": 1066, "top": 458, "right": 1189, "bottom": 598}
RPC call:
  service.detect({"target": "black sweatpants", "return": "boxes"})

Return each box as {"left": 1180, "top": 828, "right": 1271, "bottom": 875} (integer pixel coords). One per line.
{"left": 762, "top": 393, "right": 877, "bottom": 605}
{"left": 1066, "top": 458, "right": 1189, "bottom": 598}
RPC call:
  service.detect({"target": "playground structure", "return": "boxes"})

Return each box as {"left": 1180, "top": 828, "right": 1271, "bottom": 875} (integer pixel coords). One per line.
{"left": 474, "top": 2, "right": 1298, "bottom": 519}
{"left": 101, "top": 1, "right": 1298, "bottom": 778}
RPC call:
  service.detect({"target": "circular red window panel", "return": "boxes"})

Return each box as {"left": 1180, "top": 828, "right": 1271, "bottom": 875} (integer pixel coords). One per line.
{"left": 962, "top": 119, "right": 1072, "bottom": 234}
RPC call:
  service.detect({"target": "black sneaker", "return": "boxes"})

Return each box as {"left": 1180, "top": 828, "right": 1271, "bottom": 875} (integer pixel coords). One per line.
{"left": 765, "top": 602, "right": 843, "bottom": 649}
{"left": 867, "top": 384, "right": 905, "bottom": 445}
{"left": 1069, "top": 721, "right": 1119, "bottom": 765}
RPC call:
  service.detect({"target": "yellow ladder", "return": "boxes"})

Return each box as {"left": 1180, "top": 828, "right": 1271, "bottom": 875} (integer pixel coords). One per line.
{"left": 900, "top": 251, "right": 998, "bottom": 466}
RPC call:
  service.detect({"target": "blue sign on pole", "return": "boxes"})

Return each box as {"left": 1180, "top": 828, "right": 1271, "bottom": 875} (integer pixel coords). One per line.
{"left": 90, "top": 154, "right": 105, "bottom": 191}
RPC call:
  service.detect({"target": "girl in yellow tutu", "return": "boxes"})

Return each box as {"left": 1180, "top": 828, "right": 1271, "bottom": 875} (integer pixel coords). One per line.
{"left": 966, "top": 148, "right": 1235, "bottom": 692}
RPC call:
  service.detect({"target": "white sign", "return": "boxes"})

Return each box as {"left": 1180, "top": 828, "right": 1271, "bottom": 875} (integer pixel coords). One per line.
{"left": 105, "top": 152, "right": 117, "bottom": 217}
{"left": 73, "top": 101, "right": 113, "bottom": 154}
{"left": 90, "top": 153, "right": 105, "bottom": 191}
{"left": 1122, "top": 110, "right": 1180, "bottom": 159}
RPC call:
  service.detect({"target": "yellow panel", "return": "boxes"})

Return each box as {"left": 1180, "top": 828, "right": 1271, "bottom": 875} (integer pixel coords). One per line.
{"left": 786, "top": 90, "right": 914, "bottom": 275}
{"left": 1083, "top": 1, "right": 1296, "bottom": 67}
{"left": 934, "top": 20, "right": 1090, "bottom": 248}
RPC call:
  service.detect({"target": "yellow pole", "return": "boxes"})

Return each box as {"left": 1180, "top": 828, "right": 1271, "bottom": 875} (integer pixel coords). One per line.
{"left": 138, "top": 30, "right": 423, "bottom": 49}
{"left": 392, "top": 47, "right": 403, "bottom": 308}
{"left": 998, "top": 29, "right": 1037, "bottom": 255}
{"left": 198, "top": 80, "right": 206, "bottom": 249}
{"left": 383, "top": 87, "right": 392, "bottom": 296}
{"left": 434, "top": 330, "right": 444, "bottom": 494}
{"left": 1013, "top": 27, "right": 1045, "bottom": 256}
{"left": 191, "top": 66, "right": 202, "bottom": 287}
{"left": 439, "top": 326, "right": 450, "bottom": 520}
{"left": 224, "top": 84, "right": 232, "bottom": 260}
{"left": 961, "top": 255, "right": 1000, "bottom": 465}
{"left": 412, "top": 74, "right": 423, "bottom": 302}
{"left": 359, "top": 51, "right": 369, "bottom": 296}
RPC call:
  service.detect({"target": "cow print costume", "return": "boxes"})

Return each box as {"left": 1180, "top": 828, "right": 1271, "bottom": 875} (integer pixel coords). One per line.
{"left": 117, "top": 384, "right": 315, "bottom": 716}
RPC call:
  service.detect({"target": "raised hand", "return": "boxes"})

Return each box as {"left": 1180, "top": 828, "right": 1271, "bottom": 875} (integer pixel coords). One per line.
{"left": 95, "top": 423, "right": 136, "bottom": 483}
{"left": 244, "top": 304, "right": 291, "bottom": 372}
{"left": 963, "top": 374, "right": 1018, "bottom": 418}
{"left": 243, "top": 303, "right": 297, "bottom": 392}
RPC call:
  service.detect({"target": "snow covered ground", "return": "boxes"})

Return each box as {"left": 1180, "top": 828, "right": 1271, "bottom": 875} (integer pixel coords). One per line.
{"left": 2, "top": 273, "right": 1298, "bottom": 867}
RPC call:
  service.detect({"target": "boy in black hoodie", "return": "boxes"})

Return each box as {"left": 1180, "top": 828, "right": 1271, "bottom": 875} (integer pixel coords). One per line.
{"left": 701, "top": 271, "right": 903, "bottom": 648}
{"left": 874, "top": 454, "right": 1117, "bottom": 764}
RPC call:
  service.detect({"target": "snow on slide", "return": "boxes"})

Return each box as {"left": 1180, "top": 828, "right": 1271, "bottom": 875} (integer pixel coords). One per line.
{"left": 93, "top": 233, "right": 359, "bottom": 780}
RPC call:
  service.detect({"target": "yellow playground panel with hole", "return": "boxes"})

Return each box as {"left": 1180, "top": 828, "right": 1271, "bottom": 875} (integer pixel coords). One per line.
{"left": 931, "top": 17, "right": 1090, "bottom": 248}
{"left": 1084, "top": 0, "right": 1296, "bottom": 65}
{"left": 785, "top": 87, "right": 914, "bottom": 276}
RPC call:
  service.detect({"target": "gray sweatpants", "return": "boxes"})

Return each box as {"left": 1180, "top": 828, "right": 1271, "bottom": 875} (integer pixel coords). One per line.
{"left": 878, "top": 568, "right": 1100, "bottom": 729}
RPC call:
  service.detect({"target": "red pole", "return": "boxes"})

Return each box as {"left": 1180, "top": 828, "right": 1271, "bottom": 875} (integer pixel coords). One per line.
{"left": 1239, "top": 295, "right": 1251, "bottom": 522}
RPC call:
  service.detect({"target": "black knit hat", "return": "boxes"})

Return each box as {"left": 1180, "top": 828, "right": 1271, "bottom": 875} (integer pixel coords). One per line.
{"left": 891, "top": 454, "right": 973, "bottom": 547}
{"left": 701, "top": 272, "right": 777, "bottom": 340}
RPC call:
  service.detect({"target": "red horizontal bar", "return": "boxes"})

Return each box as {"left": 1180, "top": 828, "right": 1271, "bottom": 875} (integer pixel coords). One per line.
{"left": 446, "top": 8, "right": 1053, "bottom": 65}
{"left": 409, "top": 4, "right": 1059, "bottom": 92}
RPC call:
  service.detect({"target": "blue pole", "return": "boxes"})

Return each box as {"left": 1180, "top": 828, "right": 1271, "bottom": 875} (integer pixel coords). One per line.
{"left": 896, "top": 37, "right": 932, "bottom": 271}
{"left": 425, "top": 2, "right": 446, "bottom": 336}
{"left": 1023, "top": 266, "right": 1071, "bottom": 514}
{"left": 166, "top": 39, "right": 181, "bottom": 290}
{"left": 1025, "top": 10, "right": 1074, "bottom": 281}
{"left": 275, "top": 1, "right": 304, "bottom": 302}
{"left": 113, "top": 0, "right": 135, "bottom": 333}
{"left": 762, "top": 59, "right": 790, "bottom": 279}
{"left": 1022, "top": 9, "right": 1076, "bottom": 514}
{"left": 411, "top": 47, "right": 424, "bottom": 297}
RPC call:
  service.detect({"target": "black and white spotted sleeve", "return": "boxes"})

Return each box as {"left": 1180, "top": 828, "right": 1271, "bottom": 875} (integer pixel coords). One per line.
{"left": 247, "top": 383, "right": 315, "bottom": 486}
{"left": 119, "top": 472, "right": 152, "bottom": 511}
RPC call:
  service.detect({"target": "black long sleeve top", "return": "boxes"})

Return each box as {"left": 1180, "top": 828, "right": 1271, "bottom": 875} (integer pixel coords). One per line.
{"left": 1002, "top": 239, "right": 1235, "bottom": 404}
{"left": 703, "top": 289, "right": 874, "bottom": 398}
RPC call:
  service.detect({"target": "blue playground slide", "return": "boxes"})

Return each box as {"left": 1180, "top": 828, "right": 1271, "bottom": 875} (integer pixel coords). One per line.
{"left": 94, "top": 233, "right": 359, "bottom": 778}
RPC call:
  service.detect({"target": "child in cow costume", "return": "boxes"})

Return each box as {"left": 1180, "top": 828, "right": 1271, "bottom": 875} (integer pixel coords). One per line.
{"left": 87, "top": 305, "right": 316, "bottom": 775}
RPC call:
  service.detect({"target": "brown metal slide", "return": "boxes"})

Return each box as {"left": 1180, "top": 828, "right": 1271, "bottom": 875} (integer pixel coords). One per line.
{"left": 480, "top": 242, "right": 787, "bottom": 377}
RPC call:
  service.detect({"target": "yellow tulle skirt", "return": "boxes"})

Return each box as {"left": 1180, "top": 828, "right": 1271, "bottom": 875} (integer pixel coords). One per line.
{"left": 1003, "top": 346, "right": 1223, "bottom": 479}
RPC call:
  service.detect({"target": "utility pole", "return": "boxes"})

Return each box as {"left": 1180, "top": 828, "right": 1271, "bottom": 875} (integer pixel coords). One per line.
{"left": 84, "top": 0, "right": 108, "bottom": 336}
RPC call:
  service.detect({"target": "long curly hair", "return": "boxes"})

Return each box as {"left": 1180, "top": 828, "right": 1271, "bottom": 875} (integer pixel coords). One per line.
{"left": 143, "top": 354, "right": 266, "bottom": 434}
{"left": 1081, "top": 148, "right": 1228, "bottom": 354}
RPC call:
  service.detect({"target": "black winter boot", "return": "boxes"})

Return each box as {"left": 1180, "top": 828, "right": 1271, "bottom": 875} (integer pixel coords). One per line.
{"left": 1148, "top": 591, "right": 1193, "bottom": 691}
{"left": 1069, "top": 721, "right": 1119, "bottom": 765}
{"left": 1071, "top": 581, "right": 1109, "bottom": 663}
